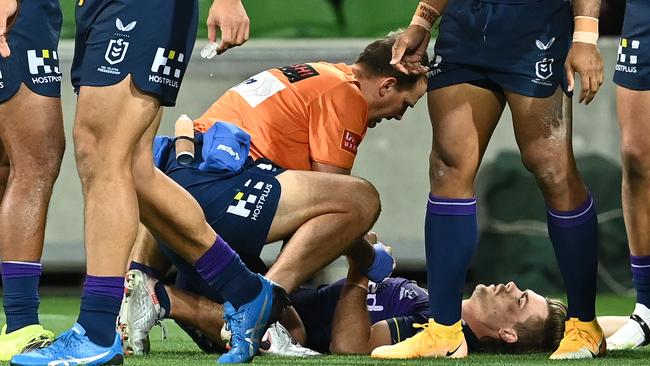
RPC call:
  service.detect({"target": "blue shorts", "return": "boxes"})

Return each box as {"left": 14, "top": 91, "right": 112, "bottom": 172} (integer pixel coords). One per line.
{"left": 153, "top": 134, "right": 283, "bottom": 291}
{"left": 614, "top": 0, "right": 650, "bottom": 91}
{"left": 429, "top": 0, "right": 571, "bottom": 97}
{"left": 0, "top": 0, "right": 62, "bottom": 103}
{"left": 71, "top": 0, "right": 198, "bottom": 106}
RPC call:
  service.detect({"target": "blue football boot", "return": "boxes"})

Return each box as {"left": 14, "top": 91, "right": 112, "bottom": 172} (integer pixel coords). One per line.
{"left": 10, "top": 323, "right": 123, "bottom": 366}
{"left": 217, "top": 274, "right": 290, "bottom": 364}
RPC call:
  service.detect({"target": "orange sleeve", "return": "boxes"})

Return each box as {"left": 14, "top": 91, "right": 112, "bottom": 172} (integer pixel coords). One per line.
{"left": 308, "top": 82, "right": 368, "bottom": 170}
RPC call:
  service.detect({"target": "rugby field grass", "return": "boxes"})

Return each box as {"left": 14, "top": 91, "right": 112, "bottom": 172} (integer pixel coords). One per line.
{"left": 1, "top": 294, "right": 649, "bottom": 365}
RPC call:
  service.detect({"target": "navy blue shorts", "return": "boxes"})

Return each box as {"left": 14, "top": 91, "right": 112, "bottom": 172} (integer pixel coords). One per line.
{"left": 0, "top": 0, "right": 62, "bottom": 103}
{"left": 71, "top": 0, "right": 198, "bottom": 106}
{"left": 429, "top": 0, "right": 571, "bottom": 97}
{"left": 614, "top": 0, "right": 650, "bottom": 91}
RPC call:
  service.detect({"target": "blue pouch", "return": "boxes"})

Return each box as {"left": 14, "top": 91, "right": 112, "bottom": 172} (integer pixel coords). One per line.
{"left": 198, "top": 121, "right": 251, "bottom": 174}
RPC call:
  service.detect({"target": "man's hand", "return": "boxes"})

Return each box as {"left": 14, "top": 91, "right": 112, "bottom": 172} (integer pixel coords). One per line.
{"left": 0, "top": 0, "right": 18, "bottom": 58}
{"left": 564, "top": 42, "right": 604, "bottom": 104}
{"left": 390, "top": 25, "right": 430, "bottom": 75}
{"left": 206, "top": 0, "right": 249, "bottom": 56}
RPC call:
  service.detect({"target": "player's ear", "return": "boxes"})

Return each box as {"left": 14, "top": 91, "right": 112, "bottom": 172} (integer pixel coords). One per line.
{"left": 379, "top": 77, "right": 397, "bottom": 97}
{"left": 498, "top": 328, "right": 518, "bottom": 344}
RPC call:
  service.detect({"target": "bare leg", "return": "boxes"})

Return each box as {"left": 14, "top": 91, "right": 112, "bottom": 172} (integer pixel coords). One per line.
{"left": 74, "top": 77, "right": 160, "bottom": 276}
{"left": 606, "top": 86, "right": 650, "bottom": 350}
{"left": 127, "top": 223, "right": 171, "bottom": 275}
{"left": 0, "top": 144, "right": 8, "bottom": 203}
{"left": 264, "top": 170, "right": 381, "bottom": 292}
{"left": 507, "top": 87, "right": 587, "bottom": 209}
{"left": 617, "top": 87, "right": 650, "bottom": 257}
{"left": 508, "top": 87, "right": 598, "bottom": 328}
{"left": 0, "top": 85, "right": 64, "bottom": 261}
{"left": 131, "top": 108, "right": 217, "bottom": 262}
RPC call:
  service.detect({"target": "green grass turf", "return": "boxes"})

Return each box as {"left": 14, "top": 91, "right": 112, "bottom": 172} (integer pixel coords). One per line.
{"left": 1, "top": 294, "right": 649, "bottom": 365}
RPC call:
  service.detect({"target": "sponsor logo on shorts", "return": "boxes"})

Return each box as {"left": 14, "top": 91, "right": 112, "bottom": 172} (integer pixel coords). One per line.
{"left": 0, "top": 70, "right": 3, "bottom": 88}
{"left": 531, "top": 37, "right": 555, "bottom": 87}
{"left": 149, "top": 48, "right": 185, "bottom": 89}
{"left": 427, "top": 55, "right": 443, "bottom": 78}
{"left": 341, "top": 129, "right": 362, "bottom": 155}
{"left": 227, "top": 179, "right": 274, "bottom": 221}
{"left": 27, "top": 49, "right": 62, "bottom": 85}
{"left": 616, "top": 38, "right": 640, "bottom": 74}
{"left": 115, "top": 18, "right": 137, "bottom": 32}
{"left": 98, "top": 18, "right": 137, "bottom": 75}
{"left": 277, "top": 64, "right": 319, "bottom": 83}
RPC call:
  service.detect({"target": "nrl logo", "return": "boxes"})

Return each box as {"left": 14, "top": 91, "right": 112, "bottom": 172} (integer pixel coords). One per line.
{"left": 105, "top": 39, "right": 129, "bottom": 65}
{"left": 536, "top": 37, "right": 556, "bottom": 50}
{"left": 115, "top": 18, "right": 137, "bottom": 32}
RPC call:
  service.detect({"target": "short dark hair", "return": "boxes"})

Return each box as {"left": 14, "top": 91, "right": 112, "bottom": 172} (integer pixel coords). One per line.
{"left": 475, "top": 298, "right": 568, "bottom": 353}
{"left": 355, "top": 30, "right": 429, "bottom": 91}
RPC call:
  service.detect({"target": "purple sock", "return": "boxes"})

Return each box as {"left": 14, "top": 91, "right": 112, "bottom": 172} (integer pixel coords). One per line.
{"left": 1, "top": 261, "right": 42, "bottom": 333}
{"left": 76, "top": 275, "right": 124, "bottom": 347}
{"left": 194, "top": 236, "right": 261, "bottom": 308}
{"left": 631, "top": 255, "right": 650, "bottom": 308}
{"left": 425, "top": 194, "right": 478, "bottom": 325}
{"left": 547, "top": 193, "right": 599, "bottom": 321}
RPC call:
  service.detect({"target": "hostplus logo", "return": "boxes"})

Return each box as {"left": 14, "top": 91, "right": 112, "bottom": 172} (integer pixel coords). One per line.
{"left": 99, "top": 18, "right": 137, "bottom": 75}
{"left": 532, "top": 37, "right": 555, "bottom": 86}
{"left": 616, "top": 38, "right": 640, "bottom": 74}
{"left": 226, "top": 179, "right": 273, "bottom": 220}
{"left": 27, "top": 49, "right": 62, "bottom": 85}
{"left": 149, "top": 48, "right": 185, "bottom": 89}
{"left": 0, "top": 70, "right": 3, "bottom": 88}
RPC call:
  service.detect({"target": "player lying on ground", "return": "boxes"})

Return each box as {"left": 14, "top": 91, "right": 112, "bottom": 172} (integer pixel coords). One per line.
{"left": 121, "top": 32, "right": 428, "bottom": 355}
{"left": 121, "top": 234, "right": 647, "bottom": 357}
{"left": 118, "top": 247, "right": 570, "bottom": 356}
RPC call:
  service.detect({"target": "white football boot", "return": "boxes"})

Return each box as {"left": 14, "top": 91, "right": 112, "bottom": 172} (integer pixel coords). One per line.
{"left": 259, "top": 322, "right": 320, "bottom": 357}
{"left": 607, "top": 303, "right": 650, "bottom": 350}
{"left": 118, "top": 269, "right": 167, "bottom": 356}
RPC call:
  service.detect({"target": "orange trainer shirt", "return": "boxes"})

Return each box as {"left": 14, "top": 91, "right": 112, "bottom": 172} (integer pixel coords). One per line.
{"left": 193, "top": 62, "right": 369, "bottom": 171}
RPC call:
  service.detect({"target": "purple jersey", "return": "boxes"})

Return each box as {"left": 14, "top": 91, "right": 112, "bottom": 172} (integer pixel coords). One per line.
{"left": 290, "top": 277, "right": 430, "bottom": 353}
{"left": 366, "top": 278, "right": 429, "bottom": 324}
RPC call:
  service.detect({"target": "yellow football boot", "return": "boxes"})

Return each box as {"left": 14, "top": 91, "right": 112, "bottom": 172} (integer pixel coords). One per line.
{"left": 550, "top": 318, "right": 606, "bottom": 359}
{"left": 0, "top": 324, "right": 54, "bottom": 361}
{"left": 371, "top": 319, "right": 467, "bottom": 359}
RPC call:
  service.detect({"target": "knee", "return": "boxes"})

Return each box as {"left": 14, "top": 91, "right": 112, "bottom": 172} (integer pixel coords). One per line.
{"left": 521, "top": 152, "right": 568, "bottom": 190}
{"left": 73, "top": 122, "right": 128, "bottom": 180}
{"left": 10, "top": 134, "right": 64, "bottom": 186}
{"left": 352, "top": 178, "right": 381, "bottom": 228}
{"left": 621, "top": 143, "right": 650, "bottom": 181}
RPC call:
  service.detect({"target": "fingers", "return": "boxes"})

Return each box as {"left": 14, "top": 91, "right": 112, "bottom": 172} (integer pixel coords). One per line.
{"left": 564, "top": 62, "right": 575, "bottom": 93}
{"left": 216, "top": 24, "right": 232, "bottom": 55}
{"left": 206, "top": 17, "right": 217, "bottom": 43}
{"left": 390, "top": 37, "right": 408, "bottom": 66}
{"left": 0, "top": 17, "right": 9, "bottom": 58}
{"left": 216, "top": 17, "right": 249, "bottom": 55}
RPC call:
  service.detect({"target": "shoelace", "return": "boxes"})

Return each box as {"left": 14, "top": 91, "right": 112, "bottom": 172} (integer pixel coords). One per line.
{"left": 565, "top": 325, "right": 598, "bottom": 350}
{"left": 154, "top": 320, "right": 168, "bottom": 342}
{"left": 224, "top": 310, "right": 247, "bottom": 347}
